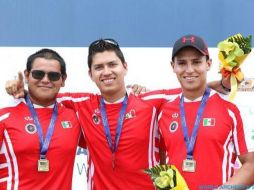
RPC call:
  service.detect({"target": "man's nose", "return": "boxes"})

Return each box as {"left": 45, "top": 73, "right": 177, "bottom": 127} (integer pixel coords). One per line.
{"left": 185, "top": 63, "right": 194, "bottom": 73}
{"left": 102, "top": 66, "right": 112, "bottom": 75}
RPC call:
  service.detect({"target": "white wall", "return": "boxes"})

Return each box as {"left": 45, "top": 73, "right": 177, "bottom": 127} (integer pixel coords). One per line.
{"left": 1, "top": 47, "right": 254, "bottom": 101}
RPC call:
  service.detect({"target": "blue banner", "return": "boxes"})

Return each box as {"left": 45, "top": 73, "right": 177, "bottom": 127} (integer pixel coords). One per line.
{"left": 0, "top": 0, "right": 253, "bottom": 47}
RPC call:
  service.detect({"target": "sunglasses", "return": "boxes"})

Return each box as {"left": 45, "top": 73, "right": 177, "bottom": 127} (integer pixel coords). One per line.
{"left": 31, "top": 70, "right": 62, "bottom": 81}
{"left": 90, "top": 38, "right": 119, "bottom": 47}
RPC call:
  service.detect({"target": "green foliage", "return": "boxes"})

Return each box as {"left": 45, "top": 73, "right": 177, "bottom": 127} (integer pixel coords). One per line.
{"left": 228, "top": 34, "right": 252, "bottom": 54}
{"left": 144, "top": 165, "right": 177, "bottom": 190}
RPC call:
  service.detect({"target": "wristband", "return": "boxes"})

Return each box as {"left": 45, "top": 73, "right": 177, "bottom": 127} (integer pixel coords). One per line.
{"left": 220, "top": 79, "right": 231, "bottom": 92}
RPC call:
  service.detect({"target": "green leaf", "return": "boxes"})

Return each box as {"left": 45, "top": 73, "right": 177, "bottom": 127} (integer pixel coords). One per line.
{"left": 234, "top": 47, "right": 244, "bottom": 56}
{"left": 229, "top": 61, "right": 238, "bottom": 67}
{"left": 225, "top": 53, "right": 236, "bottom": 63}
{"left": 228, "top": 34, "right": 252, "bottom": 54}
{"left": 145, "top": 165, "right": 179, "bottom": 190}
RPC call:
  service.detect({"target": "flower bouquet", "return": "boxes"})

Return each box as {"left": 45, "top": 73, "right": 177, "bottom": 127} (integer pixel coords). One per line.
{"left": 217, "top": 33, "right": 252, "bottom": 100}
{"left": 144, "top": 164, "right": 189, "bottom": 190}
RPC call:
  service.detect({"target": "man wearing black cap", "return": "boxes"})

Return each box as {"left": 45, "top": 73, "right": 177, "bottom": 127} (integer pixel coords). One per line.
{"left": 158, "top": 34, "right": 254, "bottom": 189}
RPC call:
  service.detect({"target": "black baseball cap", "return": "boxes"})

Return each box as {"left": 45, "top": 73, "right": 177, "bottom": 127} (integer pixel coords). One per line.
{"left": 172, "top": 34, "right": 209, "bottom": 60}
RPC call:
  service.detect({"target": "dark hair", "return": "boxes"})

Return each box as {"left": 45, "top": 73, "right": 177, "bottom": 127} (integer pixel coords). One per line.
{"left": 87, "top": 38, "right": 126, "bottom": 69}
{"left": 26, "top": 48, "right": 66, "bottom": 76}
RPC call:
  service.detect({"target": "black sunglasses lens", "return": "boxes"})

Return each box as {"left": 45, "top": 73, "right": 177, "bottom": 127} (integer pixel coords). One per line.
{"left": 31, "top": 70, "right": 45, "bottom": 80}
{"left": 48, "top": 72, "right": 61, "bottom": 81}
{"left": 31, "top": 70, "right": 61, "bottom": 81}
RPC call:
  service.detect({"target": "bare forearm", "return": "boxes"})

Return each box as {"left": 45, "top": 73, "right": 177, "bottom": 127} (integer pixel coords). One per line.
{"left": 217, "top": 163, "right": 254, "bottom": 189}
{"left": 207, "top": 79, "right": 231, "bottom": 95}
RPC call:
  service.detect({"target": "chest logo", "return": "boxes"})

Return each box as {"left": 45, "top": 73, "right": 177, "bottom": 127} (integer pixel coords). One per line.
{"left": 125, "top": 109, "right": 136, "bottom": 119}
{"left": 172, "top": 113, "right": 178, "bottom": 118}
{"left": 92, "top": 114, "right": 100, "bottom": 125}
{"left": 25, "top": 123, "right": 37, "bottom": 134}
{"left": 24, "top": 116, "right": 33, "bottom": 121}
{"left": 61, "top": 121, "right": 72, "bottom": 128}
{"left": 169, "top": 121, "right": 178, "bottom": 133}
{"left": 203, "top": 118, "right": 215, "bottom": 127}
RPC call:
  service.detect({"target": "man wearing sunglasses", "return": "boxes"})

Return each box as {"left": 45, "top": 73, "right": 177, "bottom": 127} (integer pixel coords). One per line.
{"left": 5, "top": 39, "right": 230, "bottom": 190}
{"left": 0, "top": 49, "right": 82, "bottom": 190}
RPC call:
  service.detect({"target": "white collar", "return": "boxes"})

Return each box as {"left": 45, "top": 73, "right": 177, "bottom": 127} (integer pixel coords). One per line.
{"left": 21, "top": 98, "right": 55, "bottom": 108}
{"left": 104, "top": 95, "right": 126, "bottom": 104}
{"left": 33, "top": 104, "right": 55, "bottom": 108}
{"left": 182, "top": 89, "right": 214, "bottom": 102}
{"left": 102, "top": 89, "right": 130, "bottom": 104}
{"left": 183, "top": 96, "right": 203, "bottom": 102}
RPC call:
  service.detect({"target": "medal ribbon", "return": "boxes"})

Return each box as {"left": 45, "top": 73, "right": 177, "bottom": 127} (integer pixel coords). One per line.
{"left": 25, "top": 95, "right": 58, "bottom": 159}
{"left": 100, "top": 95, "right": 128, "bottom": 154}
{"left": 180, "top": 88, "right": 211, "bottom": 160}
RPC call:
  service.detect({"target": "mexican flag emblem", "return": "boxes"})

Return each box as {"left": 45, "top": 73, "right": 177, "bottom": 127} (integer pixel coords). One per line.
{"left": 203, "top": 118, "right": 215, "bottom": 127}
{"left": 61, "top": 121, "right": 72, "bottom": 128}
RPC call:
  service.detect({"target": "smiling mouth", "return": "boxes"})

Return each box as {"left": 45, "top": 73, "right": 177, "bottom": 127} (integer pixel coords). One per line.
{"left": 184, "top": 76, "right": 198, "bottom": 80}
{"left": 101, "top": 78, "right": 115, "bottom": 84}
{"left": 38, "top": 86, "right": 52, "bottom": 89}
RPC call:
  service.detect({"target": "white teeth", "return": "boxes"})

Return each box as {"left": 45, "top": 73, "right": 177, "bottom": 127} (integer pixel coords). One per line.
{"left": 185, "top": 76, "right": 196, "bottom": 80}
{"left": 103, "top": 79, "right": 114, "bottom": 84}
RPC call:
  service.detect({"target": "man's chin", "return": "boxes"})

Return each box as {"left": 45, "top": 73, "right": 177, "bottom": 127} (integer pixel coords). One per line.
{"left": 182, "top": 85, "right": 201, "bottom": 91}
{"left": 101, "top": 89, "right": 116, "bottom": 95}
{"left": 38, "top": 95, "right": 57, "bottom": 102}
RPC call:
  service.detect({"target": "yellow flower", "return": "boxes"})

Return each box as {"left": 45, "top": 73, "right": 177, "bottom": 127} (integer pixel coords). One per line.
{"left": 218, "top": 40, "right": 244, "bottom": 67}
{"left": 144, "top": 164, "right": 189, "bottom": 190}
{"left": 155, "top": 175, "right": 171, "bottom": 188}
{"left": 155, "top": 169, "right": 175, "bottom": 188}
{"left": 217, "top": 33, "right": 252, "bottom": 101}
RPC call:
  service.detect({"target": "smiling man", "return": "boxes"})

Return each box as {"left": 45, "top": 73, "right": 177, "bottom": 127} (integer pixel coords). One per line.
{"left": 88, "top": 44, "right": 128, "bottom": 103}
{"left": 56, "top": 39, "right": 170, "bottom": 190}
{"left": 0, "top": 49, "right": 81, "bottom": 190}
{"left": 158, "top": 34, "right": 254, "bottom": 189}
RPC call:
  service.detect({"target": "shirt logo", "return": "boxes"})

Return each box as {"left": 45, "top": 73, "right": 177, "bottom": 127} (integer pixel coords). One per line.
{"left": 172, "top": 113, "right": 178, "bottom": 118}
{"left": 24, "top": 116, "right": 33, "bottom": 121}
{"left": 125, "top": 109, "right": 136, "bottom": 119}
{"left": 92, "top": 114, "right": 100, "bottom": 125}
{"left": 94, "top": 108, "right": 100, "bottom": 114}
{"left": 203, "top": 118, "right": 215, "bottom": 127}
{"left": 25, "top": 123, "right": 37, "bottom": 134}
{"left": 61, "top": 121, "right": 72, "bottom": 128}
{"left": 169, "top": 121, "right": 178, "bottom": 133}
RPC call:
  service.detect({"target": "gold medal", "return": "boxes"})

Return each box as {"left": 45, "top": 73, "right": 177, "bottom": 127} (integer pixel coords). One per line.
{"left": 38, "top": 159, "right": 49, "bottom": 172}
{"left": 182, "top": 159, "right": 196, "bottom": 172}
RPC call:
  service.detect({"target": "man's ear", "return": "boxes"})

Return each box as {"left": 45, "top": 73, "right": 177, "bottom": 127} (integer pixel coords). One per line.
{"left": 24, "top": 70, "right": 29, "bottom": 84}
{"left": 88, "top": 70, "right": 94, "bottom": 81}
{"left": 61, "top": 74, "right": 67, "bottom": 87}
{"left": 171, "top": 61, "right": 176, "bottom": 72}
{"left": 207, "top": 59, "right": 212, "bottom": 71}
{"left": 170, "top": 60, "right": 174, "bottom": 67}
{"left": 123, "top": 62, "right": 128, "bottom": 69}
{"left": 123, "top": 62, "right": 128, "bottom": 76}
